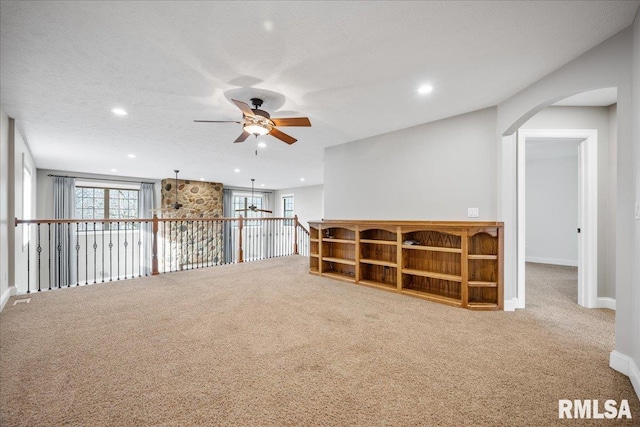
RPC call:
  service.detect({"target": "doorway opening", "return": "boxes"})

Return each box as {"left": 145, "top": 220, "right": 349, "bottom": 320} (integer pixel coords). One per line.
{"left": 516, "top": 129, "right": 598, "bottom": 309}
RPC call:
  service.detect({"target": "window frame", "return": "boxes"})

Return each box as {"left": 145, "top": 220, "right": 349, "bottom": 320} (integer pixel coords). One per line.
{"left": 74, "top": 186, "right": 140, "bottom": 231}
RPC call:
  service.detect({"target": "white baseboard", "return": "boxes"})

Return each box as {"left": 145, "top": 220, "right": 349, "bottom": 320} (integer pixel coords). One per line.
{"left": 610, "top": 350, "right": 640, "bottom": 400}
{"left": 597, "top": 297, "right": 616, "bottom": 310}
{"left": 525, "top": 256, "right": 578, "bottom": 267}
{"left": 0, "top": 286, "right": 15, "bottom": 312}
{"left": 504, "top": 297, "right": 520, "bottom": 311}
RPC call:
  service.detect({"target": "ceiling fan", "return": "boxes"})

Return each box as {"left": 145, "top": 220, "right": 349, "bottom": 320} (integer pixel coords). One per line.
{"left": 151, "top": 170, "right": 186, "bottom": 213}
{"left": 194, "top": 98, "right": 311, "bottom": 145}
{"left": 236, "top": 179, "right": 273, "bottom": 214}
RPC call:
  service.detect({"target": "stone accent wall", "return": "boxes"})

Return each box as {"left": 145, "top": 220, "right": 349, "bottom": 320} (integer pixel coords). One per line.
{"left": 160, "top": 179, "right": 223, "bottom": 219}
{"left": 159, "top": 179, "right": 224, "bottom": 269}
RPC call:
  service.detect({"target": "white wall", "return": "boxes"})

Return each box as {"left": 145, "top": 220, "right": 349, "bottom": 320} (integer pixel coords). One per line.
{"left": 497, "top": 24, "right": 638, "bottom": 395}
{"left": 273, "top": 184, "right": 323, "bottom": 229}
{"left": 631, "top": 10, "right": 640, "bottom": 398}
{"left": 0, "top": 107, "right": 10, "bottom": 310}
{"left": 324, "top": 107, "right": 497, "bottom": 220}
{"left": 525, "top": 141, "right": 579, "bottom": 267}
{"left": 521, "top": 106, "right": 615, "bottom": 298}
{"left": 11, "top": 121, "right": 36, "bottom": 295}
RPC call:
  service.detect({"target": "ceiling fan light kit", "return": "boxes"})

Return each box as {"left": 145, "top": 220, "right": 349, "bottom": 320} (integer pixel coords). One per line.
{"left": 195, "top": 97, "right": 311, "bottom": 145}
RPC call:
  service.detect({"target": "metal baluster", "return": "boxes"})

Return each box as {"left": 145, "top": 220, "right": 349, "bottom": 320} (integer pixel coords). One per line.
{"left": 56, "top": 223, "right": 61, "bottom": 288}
{"left": 26, "top": 224, "right": 30, "bottom": 294}
{"left": 93, "top": 222, "right": 97, "bottom": 284}
{"left": 109, "top": 223, "right": 113, "bottom": 281}
{"left": 162, "top": 220, "right": 166, "bottom": 273}
{"left": 117, "top": 221, "right": 120, "bottom": 280}
{"left": 138, "top": 221, "right": 142, "bottom": 277}
{"left": 169, "top": 221, "right": 173, "bottom": 272}
{"left": 85, "top": 222, "right": 88, "bottom": 285}
{"left": 124, "top": 221, "right": 128, "bottom": 279}
{"left": 101, "top": 222, "right": 105, "bottom": 282}
{"left": 48, "top": 223, "right": 52, "bottom": 290}
{"left": 37, "top": 224, "right": 41, "bottom": 292}
{"left": 75, "top": 223, "right": 80, "bottom": 286}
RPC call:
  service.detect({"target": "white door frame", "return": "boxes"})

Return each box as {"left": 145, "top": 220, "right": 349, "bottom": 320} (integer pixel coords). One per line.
{"left": 516, "top": 129, "right": 598, "bottom": 309}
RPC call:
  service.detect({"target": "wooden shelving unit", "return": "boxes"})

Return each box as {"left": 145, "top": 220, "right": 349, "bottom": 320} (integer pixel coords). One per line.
{"left": 308, "top": 220, "right": 504, "bottom": 311}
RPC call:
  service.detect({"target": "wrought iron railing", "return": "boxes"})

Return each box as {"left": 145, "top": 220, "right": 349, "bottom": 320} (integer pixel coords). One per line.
{"left": 14, "top": 215, "right": 309, "bottom": 293}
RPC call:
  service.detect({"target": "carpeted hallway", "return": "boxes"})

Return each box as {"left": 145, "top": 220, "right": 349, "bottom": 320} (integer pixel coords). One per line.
{"left": 0, "top": 256, "right": 637, "bottom": 426}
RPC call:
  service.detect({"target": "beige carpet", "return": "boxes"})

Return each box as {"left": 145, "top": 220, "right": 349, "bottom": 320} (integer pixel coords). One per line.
{"left": 0, "top": 257, "right": 637, "bottom": 426}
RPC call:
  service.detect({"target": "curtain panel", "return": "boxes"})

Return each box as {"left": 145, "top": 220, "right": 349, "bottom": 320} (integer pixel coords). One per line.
{"left": 53, "top": 176, "right": 77, "bottom": 287}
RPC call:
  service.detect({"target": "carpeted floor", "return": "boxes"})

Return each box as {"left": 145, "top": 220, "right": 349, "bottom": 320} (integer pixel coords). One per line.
{"left": 0, "top": 257, "right": 637, "bottom": 426}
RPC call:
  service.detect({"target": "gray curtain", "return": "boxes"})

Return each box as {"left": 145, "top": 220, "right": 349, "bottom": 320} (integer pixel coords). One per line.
{"left": 262, "top": 191, "right": 272, "bottom": 216}
{"left": 53, "top": 176, "right": 76, "bottom": 287}
{"left": 139, "top": 183, "right": 154, "bottom": 275}
{"left": 222, "top": 188, "right": 233, "bottom": 263}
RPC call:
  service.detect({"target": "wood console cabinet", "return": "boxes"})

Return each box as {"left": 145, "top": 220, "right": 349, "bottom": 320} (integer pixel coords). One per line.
{"left": 308, "top": 220, "right": 504, "bottom": 311}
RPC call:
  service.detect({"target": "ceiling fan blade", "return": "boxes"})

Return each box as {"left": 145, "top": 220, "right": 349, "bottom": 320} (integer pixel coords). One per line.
{"left": 235, "top": 208, "right": 250, "bottom": 212}
{"left": 194, "top": 120, "right": 242, "bottom": 123}
{"left": 270, "top": 127, "right": 297, "bottom": 145}
{"left": 234, "top": 131, "right": 251, "bottom": 143}
{"left": 232, "top": 99, "right": 255, "bottom": 117}
{"left": 256, "top": 209, "right": 273, "bottom": 214}
{"left": 271, "top": 117, "right": 311, "bottom": 127}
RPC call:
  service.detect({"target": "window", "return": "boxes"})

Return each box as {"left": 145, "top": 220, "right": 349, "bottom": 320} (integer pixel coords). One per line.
{"left": 282, "top": 195, "right": 294, "bottom": 225}
{"left": 232, "top": 193, "right": 264, "bottom": 223}
{"left": 75, "top": 187, "right": 139, "bottom": 230}
{"left": 282, "top": 195, "right": 294, "bottom": 218}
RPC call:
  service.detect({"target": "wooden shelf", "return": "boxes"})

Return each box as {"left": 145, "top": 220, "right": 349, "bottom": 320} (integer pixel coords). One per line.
{"left": 309, "top": 221, "right": 503, "bottom": 311}
{"left": 360, "top": 258, "right": 396, "bottom": 267}
{"left": 468, "top": 281, "right": 497, "bottom": 288}
{"left": 401, "top": 289, "right": 462, "bottom": 307}
{"left": 358, "top": 279, "right": 396, "bottom": 291}
{"left": 402, "top": 245, "right": 461, "bottom": 253}
{"left": 322, "top": 271, "right": 356, "bottom": 283}
{"left": 468, "top": 254, "right": 497, "bottom": 260}
{"left": 323, "top": 257, "right": 356, "bottom": 266}
{"left": 323, "top": 238, "right": 355, "bottom": 244}
{"left": 402, "top": 268, "right": 462, "bottom": 283}
{"left": 360, "top": 239, "right": 396, "bottom": 245}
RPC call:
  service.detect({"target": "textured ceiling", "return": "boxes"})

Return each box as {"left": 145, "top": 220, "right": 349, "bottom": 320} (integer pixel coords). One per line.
{"left": 1, "top": 1, "right": 638, "bottom": 189}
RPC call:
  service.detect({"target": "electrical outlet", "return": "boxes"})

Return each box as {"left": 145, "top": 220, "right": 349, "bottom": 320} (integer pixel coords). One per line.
{"left": 636, "top": 202, "right": 640, "bottom": 220}
{"left": 467, "top": 208, "right": 479, "bottom": 218}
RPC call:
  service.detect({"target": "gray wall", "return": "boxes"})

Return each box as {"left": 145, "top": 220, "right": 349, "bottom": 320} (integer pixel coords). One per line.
{"left": 324, "top": 107, "right": 497, "bottom": 220}
{"left": 273, "top": 184, "right": 323, "bottom": 230}
{"left": 521, "top": 106, "right": 615, "bottom": 298}
{"left": 497, "top": 23, "right": 638, "bottom": 390}
{"left": 525, "top": 141, "right": 579, "bottom": 267}
{"left": 0, "top": 107, "right": 10, "bottom": 310}
{"left": 631, "top": 10, "right": 640, "bottom": 386}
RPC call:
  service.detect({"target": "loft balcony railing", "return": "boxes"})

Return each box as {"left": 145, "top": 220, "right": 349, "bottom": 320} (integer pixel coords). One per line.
{"left": 14, "top": 215, "right": 310, "bottom": 294}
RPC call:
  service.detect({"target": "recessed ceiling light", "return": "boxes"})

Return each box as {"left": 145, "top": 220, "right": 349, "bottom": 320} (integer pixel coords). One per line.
{"left": 263, "top": 20, "right": 274, "bottom": 32}
{"left": 300, "top": 178, "right": 305, "bottom": 182}
{"left": 234, "top": 168, "right": 240, "bottom": 173}
{"left": 127, "top": 154, "right": 136, "bottom": 158}
{"left": 258, "top": 142, "right": 266, "bottom": 148}
{"left": 200, "top": 177, "right": 205, "bottom": 181}
{"left": 261, "top": 184, "right": 265, "bottom": 187}
{"left": 111, "top": 108, "right": 128, "bottom": 116}
{"left": 110, "top": 168, "right": 118, "bottom": 172}
{"left": 418, "top": 85, "right": 433, "bottom": 95}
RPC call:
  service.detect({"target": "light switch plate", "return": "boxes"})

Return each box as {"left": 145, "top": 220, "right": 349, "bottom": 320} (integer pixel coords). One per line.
{"left": 635, "top": 202, "right": 640, "bottom": 220}
{"left": 467, "top": 208, "right": 479, "bottom": 218}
